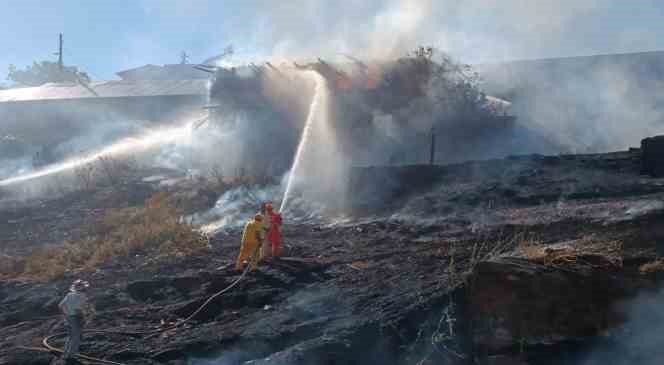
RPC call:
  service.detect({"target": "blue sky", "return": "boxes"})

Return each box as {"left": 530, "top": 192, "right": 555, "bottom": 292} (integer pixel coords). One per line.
{"left": 2, "top": 0, "right": 664, "bottom": 81}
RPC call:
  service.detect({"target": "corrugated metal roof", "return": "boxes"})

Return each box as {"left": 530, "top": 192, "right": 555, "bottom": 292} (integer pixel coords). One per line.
{"left": 116, "top": 64, "right": 209, "bottom": 80}
{"left": 0, "top": 79, "right": 208, "bottom": 103}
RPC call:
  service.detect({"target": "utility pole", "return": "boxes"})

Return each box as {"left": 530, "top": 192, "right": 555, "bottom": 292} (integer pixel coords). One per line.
{"left": 55, "top": 33, "right": 64, "bottom": 70}
{"left": 180, "top": 51, "right": 189, "bottom": 64}
{"left": 429, "top": 126, "right": 436, "bottom": 165}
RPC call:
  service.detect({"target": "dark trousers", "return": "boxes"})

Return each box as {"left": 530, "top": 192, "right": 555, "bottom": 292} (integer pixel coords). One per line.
{"left": 63, "top": 315, "right": 83, "bottom": 359}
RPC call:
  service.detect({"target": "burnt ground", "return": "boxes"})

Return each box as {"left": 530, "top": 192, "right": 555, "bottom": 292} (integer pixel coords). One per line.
{"left": 0, "top": 167, "right": 219, "bottom": 258}
{"left": 0, "top": 182, "right": 155, "bottom": 256}
{"left": 1, "top": 149, "right": 664, "bottom": 365}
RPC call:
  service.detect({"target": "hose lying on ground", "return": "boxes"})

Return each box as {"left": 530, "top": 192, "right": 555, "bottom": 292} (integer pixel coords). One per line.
{"left": 32, "top": 251, "right": 258, "bottom": 365}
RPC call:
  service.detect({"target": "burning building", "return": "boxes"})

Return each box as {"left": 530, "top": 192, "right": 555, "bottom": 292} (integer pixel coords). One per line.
{"left": 201, "top": 52, "right": 556, "bottom": 182}
{"left": 0, "top": 53, "right": 558, "bottom": 183}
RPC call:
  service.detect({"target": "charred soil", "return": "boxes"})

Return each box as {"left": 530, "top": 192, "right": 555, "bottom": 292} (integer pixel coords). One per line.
{"left": 1, "top": 149, "right": 664, "bottom": 365}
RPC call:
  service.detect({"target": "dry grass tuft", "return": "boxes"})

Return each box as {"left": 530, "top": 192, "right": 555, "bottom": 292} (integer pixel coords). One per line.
{"left": 639, "top": 258, "right": 664, "bottom": 274}
{"left": 445, "top": 232, "right": 525, "bottom": 288}
{"left": 12, "top": 192, "right": 208, "bottom": 281}
{"left": 0, "top": 254, "right": 24, "bottom": 277}
{"left": 516, "top": 236, "right": 623, "bottom": 269}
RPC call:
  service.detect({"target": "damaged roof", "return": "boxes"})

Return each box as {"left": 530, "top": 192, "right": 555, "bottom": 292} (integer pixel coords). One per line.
{"left": 0, "top": 79, "right": 208, "bottom": 103}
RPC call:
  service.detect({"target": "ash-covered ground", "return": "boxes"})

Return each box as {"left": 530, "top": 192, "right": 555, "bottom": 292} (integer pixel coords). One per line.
{"left": 5, "top": 2, "right": 664, "bottom": 364}
{"left": 2, "top": 146, "right": 664, "bottom": 365}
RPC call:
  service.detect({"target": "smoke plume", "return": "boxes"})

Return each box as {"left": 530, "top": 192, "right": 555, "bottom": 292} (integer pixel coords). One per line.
{"left": 193, "top": 0, "right": 664, "bottom": 153}
{"left": 581, "top": 286, "right": 664, "bottom": 364}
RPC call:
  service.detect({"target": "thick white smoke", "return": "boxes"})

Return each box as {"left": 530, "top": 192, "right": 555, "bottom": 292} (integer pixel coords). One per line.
{"left": 479, "top": 53, "right": 664, "bottom": 152}
{"left": 581, "top": 286, "right": 664, "bottom": 364}
{"left": 147, "top": 0, "right": 611, "bottom": 63}
{"left": 281, "top": 71, "right": 344, "bottom": 212}
{"left": 149, "top": 0, "right": 664, "bottom": 153}
{"left": 130, "top": 1, "right": 664, "bottom": 78}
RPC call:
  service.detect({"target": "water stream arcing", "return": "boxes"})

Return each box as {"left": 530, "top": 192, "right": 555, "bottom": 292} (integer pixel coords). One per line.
{"left": 280, "top": 71, "right": 329, "bottom": 212}
{"left": 0, "top": 116, "right": 206, "bottom": 187}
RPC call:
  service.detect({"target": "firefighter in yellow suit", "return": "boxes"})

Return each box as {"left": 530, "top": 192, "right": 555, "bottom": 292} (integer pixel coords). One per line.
{"left": 236, "top": 214, "right": 264, "bottom": 272}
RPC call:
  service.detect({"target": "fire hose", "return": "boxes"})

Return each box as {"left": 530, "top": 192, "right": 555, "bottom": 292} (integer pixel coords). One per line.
{"left": 28, "top": 249, "right": 258, "bottom": 365}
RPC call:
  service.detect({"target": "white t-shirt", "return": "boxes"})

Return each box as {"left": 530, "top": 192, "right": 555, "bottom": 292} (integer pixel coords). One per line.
{"left": 59, "top": 291, "right": 87, "bottom": 316}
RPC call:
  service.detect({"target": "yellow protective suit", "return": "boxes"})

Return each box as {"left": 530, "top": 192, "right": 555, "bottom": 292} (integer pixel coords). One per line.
{"left": 235, "top": 219, "right": 263, "bottom": 272}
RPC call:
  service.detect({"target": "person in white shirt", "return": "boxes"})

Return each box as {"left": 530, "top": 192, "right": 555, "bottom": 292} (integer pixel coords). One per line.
{"left": 58, "top": 279, "right": 92, "bottom": 363}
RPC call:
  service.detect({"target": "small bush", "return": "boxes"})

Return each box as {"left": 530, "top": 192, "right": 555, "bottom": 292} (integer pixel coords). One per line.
{"left": 206, "top": 165, "right": 228, "bottom": 193}
{"left": 97, "top": 156, "right": 137, "bottom": 185}
{"left": 74, "top": 163, "right": 96, "bottom": 191}
{"left": 15, "top": 192, "right": 208, "bottom": 281}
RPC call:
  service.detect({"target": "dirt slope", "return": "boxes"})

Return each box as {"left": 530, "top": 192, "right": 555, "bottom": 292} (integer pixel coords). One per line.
{"left": 1, "top": 149, "right": 664, "bottom": 364}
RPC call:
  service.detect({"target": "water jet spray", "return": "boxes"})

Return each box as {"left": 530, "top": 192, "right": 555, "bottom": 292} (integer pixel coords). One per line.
{"left": 280, "top": 71, "right": 328, "bottom": 212}
{"left": 0, "top": 116, "right": 207, "bottom": 187}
